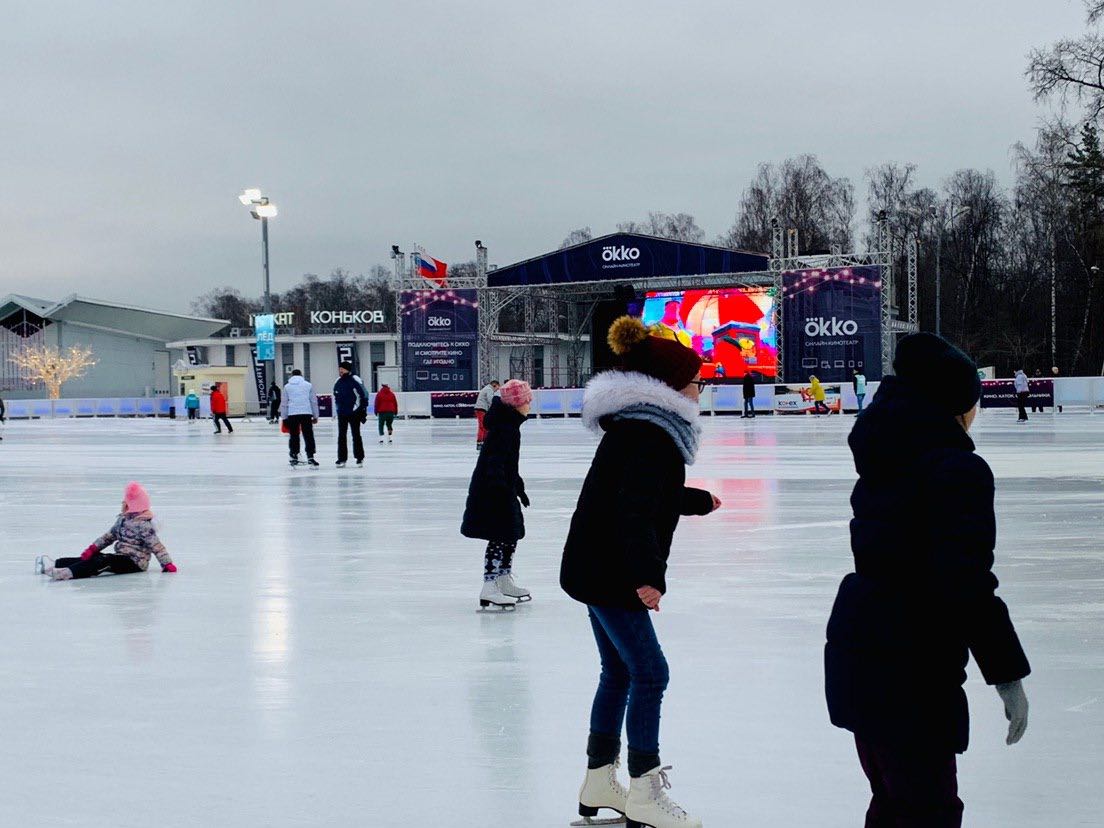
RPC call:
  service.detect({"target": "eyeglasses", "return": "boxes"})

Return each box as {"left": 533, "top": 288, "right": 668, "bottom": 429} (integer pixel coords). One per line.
{"left": 693, "top": 380, "right": 709, "bottom": 391}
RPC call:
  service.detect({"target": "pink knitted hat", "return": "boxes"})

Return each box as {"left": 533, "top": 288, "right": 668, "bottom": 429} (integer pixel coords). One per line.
{"left": 123, "top": 482, "right": 151, "bottom": 513}
{"left": 498, "top": 379, "right": 533, "bottom": 409}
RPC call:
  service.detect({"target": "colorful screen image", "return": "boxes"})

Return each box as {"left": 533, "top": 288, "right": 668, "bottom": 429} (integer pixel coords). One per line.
{"left": 641, "top": 288, "right": 777, "bottom": 380}
{"left": 773, "top": 383, "right": 843, "bottom": 415}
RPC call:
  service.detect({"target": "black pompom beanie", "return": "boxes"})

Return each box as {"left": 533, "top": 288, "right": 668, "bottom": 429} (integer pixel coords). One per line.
{"left": 893, "top": 332, "right": 982, "bottom": 415}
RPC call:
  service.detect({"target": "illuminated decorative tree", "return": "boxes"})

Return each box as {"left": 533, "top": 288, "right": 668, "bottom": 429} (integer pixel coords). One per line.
{"left": 9, "top": 344, "right": 97, "bottom": 399}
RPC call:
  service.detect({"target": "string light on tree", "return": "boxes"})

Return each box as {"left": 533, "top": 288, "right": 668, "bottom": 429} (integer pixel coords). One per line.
{"left": 9, "top": 344, "right": 97, "bottom": 399}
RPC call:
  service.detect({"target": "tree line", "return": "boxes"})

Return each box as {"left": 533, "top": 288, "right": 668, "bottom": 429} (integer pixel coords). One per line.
{"left": 195, "top": 3, "right": 1104, "bottom": 375}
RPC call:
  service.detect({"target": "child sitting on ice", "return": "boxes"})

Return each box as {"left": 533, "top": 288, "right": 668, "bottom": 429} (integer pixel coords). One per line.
{"left": 36, "top": 482, "right": 177, "bottom": 581}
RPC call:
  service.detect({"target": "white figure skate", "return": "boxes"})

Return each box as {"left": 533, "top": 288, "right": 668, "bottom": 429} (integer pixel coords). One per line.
{"left": 496, "top": 572, "right": 531, "bottom": 603}
{"left": 478, "top": 580, "right": 517, "bottom": 612}
{"left": 571, "top": 759, "right": 628, "bottom": 825}
{"left": 625, "top": 766, "right": 701, "bottom": 828}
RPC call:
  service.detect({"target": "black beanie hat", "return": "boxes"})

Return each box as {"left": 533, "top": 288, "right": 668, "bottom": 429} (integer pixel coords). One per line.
{"left": 893, "top": 332, "right": 981, "bottom": 415}
{"left": 339, "top": 361, "right": 353, "bottom": 372}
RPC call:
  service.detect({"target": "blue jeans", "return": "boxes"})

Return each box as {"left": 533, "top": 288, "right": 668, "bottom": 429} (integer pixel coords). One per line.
{"left": 743, "top": 398, "right": 755, "bottom": 416}
{"left": 857, "top": 393, "right": 865, "bottom": 411}
{"left": 587, "top": 605, "right": 669, "bottom": 775}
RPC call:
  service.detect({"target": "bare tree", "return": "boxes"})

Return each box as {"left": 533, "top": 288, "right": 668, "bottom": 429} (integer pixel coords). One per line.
{"left": 1027, "top": 2, "right": 1104, "bottom": 118}
{"left": 617, "top": 212, "right": 704, "bottom": 242}
{"left": 560, "top": 227, "right": 593, "bottom": 248}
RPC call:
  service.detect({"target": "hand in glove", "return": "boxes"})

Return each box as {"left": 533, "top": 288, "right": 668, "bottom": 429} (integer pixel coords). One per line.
{"left": 996, "top": 680, "right": 1029, "bottom": 745}
{"left": 518, "top": 491, "right": 530, "bottom": 508}
{"left": 163, "top": 563, "right": 178, "bottom": 573}
{"left": 79, "top": 544, "right": 98, "bottom": 561}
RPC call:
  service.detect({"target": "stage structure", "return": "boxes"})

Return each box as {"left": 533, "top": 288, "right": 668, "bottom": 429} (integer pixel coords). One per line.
{"left": 390, "top": 225, "right": 918, "bottom": 390}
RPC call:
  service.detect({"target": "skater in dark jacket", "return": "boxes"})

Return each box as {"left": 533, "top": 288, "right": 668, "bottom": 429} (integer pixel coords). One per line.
{"left": 561, "top": 316, "right": 719, "bottom": 828}
{"left": 742, "top": 371, "right": 756, "bottom": 418}
{"left": 462, "top": 380, "right": 532, "bottom": 610}
{"left": 825, "top": 332, "right": 1030, "bottom": 827}
{"left": 267, "top": 381, "right": 281, "bottom": 423}
{"left": 36, "top": 482, "right": 177, "bottom": 580}
{"left": 332, "top": 362, "right": 368, "bottom": 466}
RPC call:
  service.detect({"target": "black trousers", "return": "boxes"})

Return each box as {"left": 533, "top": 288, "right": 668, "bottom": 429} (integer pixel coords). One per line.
{"left": 1016, "top": 392, "right": 1029, "bottom": 421}
{"left": 814, "top": 400, "right": 829, "bottom": 415}
{"left": 187, "top": 408, "right": 197, "bottom": 420}
{"left": 286, "top": 414, "right": 316, "bottom": 458}
{"left": 55, "top": 553, "right": 143, "bottom": 580}
{"left": 268, "top": 401, "right": 280, "bottom": 421}
{"left": 855, "top": 737, "right": 963, "bottom": 827}
{"left": 337, "top": 414, "right": 364, "bottom": 462}
{"left": 213, "top": 413, "right": 233, "bottom": 432}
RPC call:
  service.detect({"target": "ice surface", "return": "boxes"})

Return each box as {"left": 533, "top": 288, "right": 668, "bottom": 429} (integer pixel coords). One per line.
{"left": 0, "top": 410, "right": 1101, "bottom": 827}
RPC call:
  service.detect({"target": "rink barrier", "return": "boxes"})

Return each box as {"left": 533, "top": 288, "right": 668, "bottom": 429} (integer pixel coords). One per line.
{"left": 5, "top": 378, "right": 1103, "bottom": 420}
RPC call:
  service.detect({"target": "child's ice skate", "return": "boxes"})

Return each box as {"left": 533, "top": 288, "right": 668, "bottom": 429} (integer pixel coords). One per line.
{"left": 478, "top": 580, "right": 517, "bottom": 612}
{"left": 496, "top": 572, "right": 531, "bottom": 602}
{"left": 47, "top": 567, "right": 73, "bottom": 581}
{"left": 34, "top": 555, "right": 51, "bottom": 575}
{"left": 625, "top": 766, "right": 700, "bottom": 828}
{"left": 571, "top": 759, "right": 628, "bottom": 825}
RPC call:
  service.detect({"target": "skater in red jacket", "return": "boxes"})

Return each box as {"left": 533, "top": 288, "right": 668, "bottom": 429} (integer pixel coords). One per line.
{"left": 210, "top": 385, "right": 233, "bottom": 434}
{"left": 374, "top": 384, "right": 399, "bottom": 443}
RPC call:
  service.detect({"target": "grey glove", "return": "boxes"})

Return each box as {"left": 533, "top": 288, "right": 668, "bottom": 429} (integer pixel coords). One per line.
{"left": 996, "top": 680, "right": 1029, "bottom": 745}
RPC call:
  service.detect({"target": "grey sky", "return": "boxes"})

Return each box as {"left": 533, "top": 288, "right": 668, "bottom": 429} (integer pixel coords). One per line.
{"left": 0, "top": 0, "right": 1086, "bottom": 313}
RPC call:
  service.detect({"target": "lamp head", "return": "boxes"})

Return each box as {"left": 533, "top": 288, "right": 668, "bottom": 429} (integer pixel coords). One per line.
{"left": 239, "top": 188, "right": 263, "bottom": 205}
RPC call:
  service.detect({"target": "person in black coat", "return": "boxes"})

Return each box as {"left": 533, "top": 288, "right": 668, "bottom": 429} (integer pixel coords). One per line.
{"left": 462, "top": 380, "right": 533, "bottom": 609}
{"left": 332, "top": 362, "right": 368, "bottom": 466}
{"left": 267, "top": 381, "right": 281, "bottom": 424}
{"left": 825, "top": 332, "right": 1031, "bottom": 827}
{"left": 561, "top": 316, "right": 719, "bottom": 828}
{"left": 741, "top": 371, "right": 756, "bottom": 418}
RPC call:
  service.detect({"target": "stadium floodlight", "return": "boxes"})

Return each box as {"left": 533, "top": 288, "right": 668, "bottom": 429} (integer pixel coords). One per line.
{"left": 252, "top": 202, "right": 278, "bottom": 219}
{"left": 239, "top": 188, "right": 263, "bottom": 205}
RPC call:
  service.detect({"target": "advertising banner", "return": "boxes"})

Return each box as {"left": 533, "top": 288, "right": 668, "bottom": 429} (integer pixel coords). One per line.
{"left": 639, "top": 287, "right": 777, "bottom": 381}
{"left": 400, "top": 289, "right": 479, "bottom": 392}
{"left": 249, "top": 345, "right": 268, "bottom": 406}
{"left": 782, "top": 267, "right": 882, "bottom": 383}
{"left": 774, "top": 382, "right": 843, "bottom": 415}
{"left": 488, "top": 233, "right": 768, "bottom": 287}
{"left": 981, "top": 379, "right": 1054, "bottom": 409}
{"left": 254, "top": 314, "right": 276, "bottom": 361}
{"left": 430, "top": 391, "right": 480, "bottom": 418}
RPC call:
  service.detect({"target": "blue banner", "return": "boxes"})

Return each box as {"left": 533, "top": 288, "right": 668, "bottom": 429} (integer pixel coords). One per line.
{"left": 255, "top": 314, "right": 276, "bottom": 361}
{"left": 488, "top": 233, "right": 768, "bottom": 287}
{"left": 400, "top": 289, "right": 479, "bottom": 391}
{"left": 782, "top": 266, "right": 883, "bottom": 383}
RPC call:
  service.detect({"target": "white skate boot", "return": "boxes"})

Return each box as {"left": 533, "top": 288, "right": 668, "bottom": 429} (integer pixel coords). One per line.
{"left": 625, "top": 766, "right": 701, "bottom": 828}
{"left": 34, "top": 555, "right": 50, "bottom": 575}
{"left": 496, "top": 572, "right": 531, "bottom": 602}
{"left": 478, "top": 580, "right": 517, "bottom": 612}
{"left": 572, "top": 759, "right": 628, "bottom": 825}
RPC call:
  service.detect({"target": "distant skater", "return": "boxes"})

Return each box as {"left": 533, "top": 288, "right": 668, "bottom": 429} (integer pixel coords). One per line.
{"left": 36, "top": 482, "right": 177, "bottom": 580}
{"left": 462, "top": 380, "right": 533, "bottom": 610}
{"left": 854, "top": 369, "right": 867, "bottom": 412}
{"left": 826, "top": 333, "right": 1030, "bottom": 827}
{"left": 1014, "top": 368, "right": 1029, "bottom": 423}
{"left": 561, "top": 317, "right": 720, "bottom": 828}
{"left": 281, "top": 369, "right": 319, "bottom": 467}
{"left": 810, "top": 375, "right": 829, "bottom": 415}
{"left": 0, "top": 391, "right": 5, "bottom": 440}
{"left": 1030, "top": 370, "right": 1042, "bottom": 413}
{"left": 474, "top": 380, "right": 499, "bottom": 449}
{"left": 333, "top": 362, "right": 368, "bottom": 467}
{"left": 374, "top": 383, "right": 398, "bottom": 443}
{"left": 210, "top": 385, "right": 233, "bottom": 433}
{"left": 267, "top": 381, "right": 282, "bottom": 424}
{"left": 185, "top": 390, "right": 200, "bottom": 422}
{"left": 1051, "top": 366, "right": 1063, "bottom": 413}
{"left": 742, "top": 371, "right": 756, "bottom": 418}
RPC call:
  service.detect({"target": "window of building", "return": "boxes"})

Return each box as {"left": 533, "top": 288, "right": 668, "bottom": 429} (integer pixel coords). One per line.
{"left": 281, "top": 343, "right": 294, "bottom": 379}
{"left": 303, "top": 343, "right": 311, "bottom": 381}
{"left": 225, "top": 345, "right": 236, "bottom": 366}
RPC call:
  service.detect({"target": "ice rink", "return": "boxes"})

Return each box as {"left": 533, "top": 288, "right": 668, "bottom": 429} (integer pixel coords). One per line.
{"left": 1, "top": 410, "right": 1101, "bottom": 827}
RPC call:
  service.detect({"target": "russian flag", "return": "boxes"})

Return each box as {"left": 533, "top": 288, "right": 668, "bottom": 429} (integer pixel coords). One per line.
{"left": 416, "top": 247, "right": 448, "bottom": 287}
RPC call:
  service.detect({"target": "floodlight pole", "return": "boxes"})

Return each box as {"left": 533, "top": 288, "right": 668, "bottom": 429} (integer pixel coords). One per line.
{"left": 262, "top": 215, "right": 272, "bottom": 315}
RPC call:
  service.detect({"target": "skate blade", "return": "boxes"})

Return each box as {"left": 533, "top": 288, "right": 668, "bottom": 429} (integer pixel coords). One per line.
{"left": 569, "top": 818, "right": 625, "bottom": 826}
{"left": 512, "top": 594, "right": 532, "bottom": 603}
{"left": 476, "top": 602, "right": 516, "bottom": 613}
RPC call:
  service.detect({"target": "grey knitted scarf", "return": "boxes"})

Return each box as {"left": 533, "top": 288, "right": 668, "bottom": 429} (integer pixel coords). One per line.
{"left": 611, "top": 403, "right": 701, "bottom": 465}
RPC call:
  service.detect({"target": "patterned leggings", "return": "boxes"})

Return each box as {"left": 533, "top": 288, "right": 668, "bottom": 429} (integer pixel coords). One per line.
{"left": 484, "top": 541, "right": 516, "bottom": 582}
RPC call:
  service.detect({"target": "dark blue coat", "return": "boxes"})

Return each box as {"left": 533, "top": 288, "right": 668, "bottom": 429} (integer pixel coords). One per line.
{"left": 461, "top": 399, "right": 527, "bottom": 543}
{"left": 332, "top": 374, "right": 368, "bottom": 417}
{"left": 825, "top": 376, "right": 1030, "bottom": 754}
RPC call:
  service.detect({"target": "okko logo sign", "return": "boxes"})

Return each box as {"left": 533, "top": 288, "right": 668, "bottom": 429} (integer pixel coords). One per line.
{"left": 602, "top": 245, "right": 641, "bottom": 262}
{"left": 427, "top": 316, "right": 452, "bottom": 328}
{"left": 805, "top": 316, "right": 859, "bottom": 337}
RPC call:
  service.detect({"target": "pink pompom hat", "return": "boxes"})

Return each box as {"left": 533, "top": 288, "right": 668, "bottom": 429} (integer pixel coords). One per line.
{"left": 499, "top": 379, "right": 533, "bottom": 409}
{"left": 123, "top": 482, "right": 151, "bottom": 513}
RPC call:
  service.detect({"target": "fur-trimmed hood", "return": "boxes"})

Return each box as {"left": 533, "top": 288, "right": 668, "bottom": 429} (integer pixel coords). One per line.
{"left": 582, "top": 370, "right": 702, "bottom": 463}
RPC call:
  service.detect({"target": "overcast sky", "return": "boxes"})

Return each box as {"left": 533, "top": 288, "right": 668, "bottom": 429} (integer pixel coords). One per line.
{"left": 0, "top": 0, "right": 1088, "bottom": 314}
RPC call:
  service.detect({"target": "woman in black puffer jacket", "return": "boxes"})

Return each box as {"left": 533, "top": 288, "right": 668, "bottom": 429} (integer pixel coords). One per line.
{"left": 561, "top": 316, "right": 719, "bottom": 828}
{"left": 825, "top": 333, "right": 1031, "bottom": 827}
{"left": 462, "top": 380, "right": 532, "bottom": 610}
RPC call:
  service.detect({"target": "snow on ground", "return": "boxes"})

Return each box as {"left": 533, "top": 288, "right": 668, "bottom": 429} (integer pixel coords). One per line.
{"left": 0, "top": 411, "right": 1101, "bottom": 827}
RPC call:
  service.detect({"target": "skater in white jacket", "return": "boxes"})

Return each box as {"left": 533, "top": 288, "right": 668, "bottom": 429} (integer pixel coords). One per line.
{"left": 280, "top": 370, "right": 320, "bottom": 466}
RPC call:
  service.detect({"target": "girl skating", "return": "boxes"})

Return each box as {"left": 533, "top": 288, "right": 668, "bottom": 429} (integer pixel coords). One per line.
{"left": 36, "top": 482, "right": 177, "bottom": 580}
{"left": 561, "top": 316, "right": 720, "bottom": 828}
{"left": 461, "top": 379, "right": 532, "bottom": 611}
